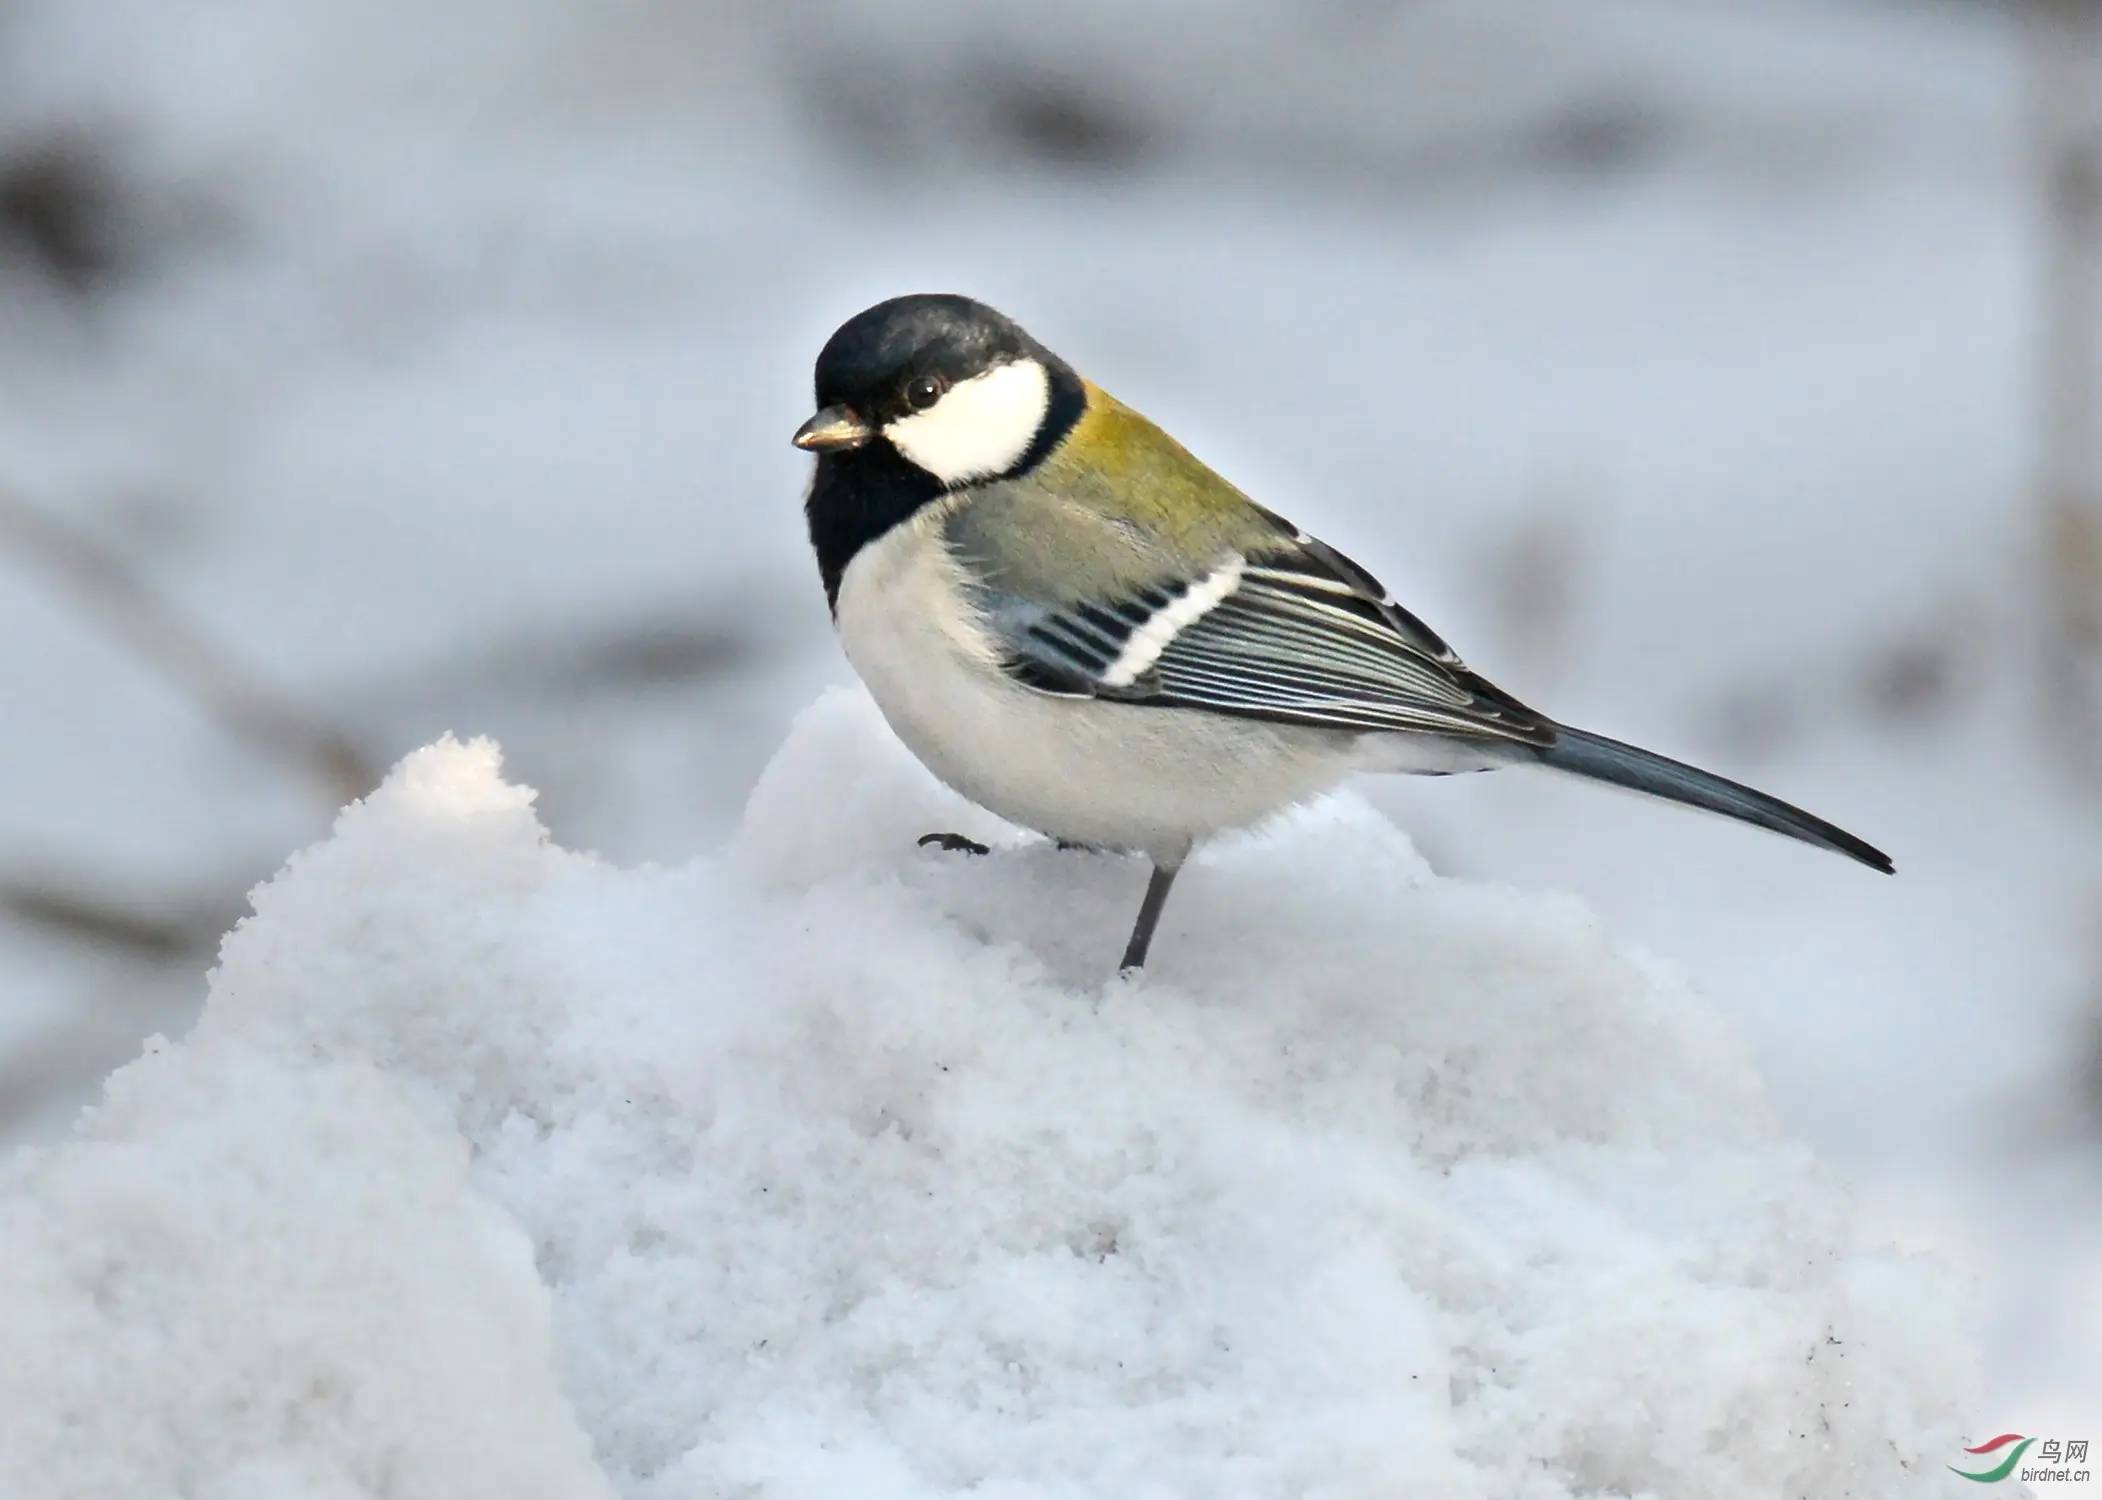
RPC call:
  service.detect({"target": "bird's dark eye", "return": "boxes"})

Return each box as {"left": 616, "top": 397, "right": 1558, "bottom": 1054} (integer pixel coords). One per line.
{"left": 905, "top": 375, "right": 946, "bottom": 411}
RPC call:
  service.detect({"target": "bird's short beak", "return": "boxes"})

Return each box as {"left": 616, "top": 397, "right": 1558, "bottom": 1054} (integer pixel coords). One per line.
{"left": 792, "top": 405, "right": 874, "bottom": 453}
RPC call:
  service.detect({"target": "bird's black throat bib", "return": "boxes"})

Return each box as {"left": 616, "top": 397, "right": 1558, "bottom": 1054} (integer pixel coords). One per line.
{"left": 806, "top": 445, "right": 945, "bottom": 610}
{"left": 803, "top": 360, "right": 1084, "bottom": 610}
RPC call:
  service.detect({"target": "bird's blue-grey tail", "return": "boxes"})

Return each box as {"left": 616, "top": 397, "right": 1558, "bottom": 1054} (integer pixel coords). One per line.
{"left": 1533, "top": 726, "right": 1893, "bottom": 873}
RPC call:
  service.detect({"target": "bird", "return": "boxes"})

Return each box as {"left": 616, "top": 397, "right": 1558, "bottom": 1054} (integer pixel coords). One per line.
{"left": 793, "top": 293, "right": 1891, "bottom": 973}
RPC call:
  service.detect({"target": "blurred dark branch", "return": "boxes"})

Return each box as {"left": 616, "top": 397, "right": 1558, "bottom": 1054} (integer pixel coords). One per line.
{"left": 0, "top": 487, "right": 377, "bottom": 803}
{"left": 0, "top": 135, "right": 124, "bottom": 293}
{"left": 1483, "top": 499, "right": 1586, "bottom": 691}
{"left": 2026, "top": 0, "right": 2102, "bottom": 776}
{"left": 0, "top": 873, "right": 228, "bottom": 962}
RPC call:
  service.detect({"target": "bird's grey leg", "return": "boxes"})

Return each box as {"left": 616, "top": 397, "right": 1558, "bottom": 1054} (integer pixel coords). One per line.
{"left": 917, "top": 832, "right": 990, "bottom": 856}
{"left": 1118, "top": 860, "right": 1183, "bottom": 973}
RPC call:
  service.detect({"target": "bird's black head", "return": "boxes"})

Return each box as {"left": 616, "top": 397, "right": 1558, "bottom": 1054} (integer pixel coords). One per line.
{"left": 795, "top": 294, "right": 1084, "bottom": 605}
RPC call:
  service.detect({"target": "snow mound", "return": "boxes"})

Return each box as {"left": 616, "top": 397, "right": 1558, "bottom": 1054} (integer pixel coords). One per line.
{"left": 0, "top": 689, "right": 1976, "bottom": 1498}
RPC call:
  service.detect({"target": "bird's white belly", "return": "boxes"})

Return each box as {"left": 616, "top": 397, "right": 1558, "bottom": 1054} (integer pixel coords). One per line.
{"left": 834, "top": 518, "right": 1368, "bottom": 859}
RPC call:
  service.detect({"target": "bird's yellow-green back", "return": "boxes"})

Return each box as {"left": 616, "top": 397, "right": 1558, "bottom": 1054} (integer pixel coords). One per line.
{"left": 951, "top": 382, "right": 1284, "bottom": 601}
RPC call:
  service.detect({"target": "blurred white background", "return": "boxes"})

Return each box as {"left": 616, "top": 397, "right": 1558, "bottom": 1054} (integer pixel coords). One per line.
{"left": 1, "top": 0, "right": 2095, "bottom": 1437}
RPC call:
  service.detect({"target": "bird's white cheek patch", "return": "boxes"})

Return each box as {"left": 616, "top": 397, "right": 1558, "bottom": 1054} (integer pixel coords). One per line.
{"left": 885, "top": 358, "right": 1051, "bottom": 485}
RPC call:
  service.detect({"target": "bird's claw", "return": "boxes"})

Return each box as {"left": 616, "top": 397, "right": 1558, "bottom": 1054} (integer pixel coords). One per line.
{"left": 917, "top": 832, "right": 990, "bottom": 856}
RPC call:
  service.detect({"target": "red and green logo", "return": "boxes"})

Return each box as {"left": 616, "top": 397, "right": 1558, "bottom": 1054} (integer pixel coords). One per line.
{"left": 1949, "top": 1434, "right": 2033, "bottom": 1484}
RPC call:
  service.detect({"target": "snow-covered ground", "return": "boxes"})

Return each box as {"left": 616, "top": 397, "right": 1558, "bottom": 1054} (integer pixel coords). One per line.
{"left": 0, "top": 704, "right": 1983, "bottom": 1498}
{"left": 1, "top": 0, "right": 2094, "bottom": 1463}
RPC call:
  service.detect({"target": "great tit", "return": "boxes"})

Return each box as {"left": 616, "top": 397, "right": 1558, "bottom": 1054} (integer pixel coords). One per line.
{"left": 795, "top": 293, "right": 1890, "bottom": 973}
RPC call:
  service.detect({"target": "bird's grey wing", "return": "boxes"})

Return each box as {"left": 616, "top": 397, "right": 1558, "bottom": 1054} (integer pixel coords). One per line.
{"left": 946, "top": 500, "right": 1553, "bottom": 747}
{"left": 1137, "top": 538, "right": 1553, "bottom": 744}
